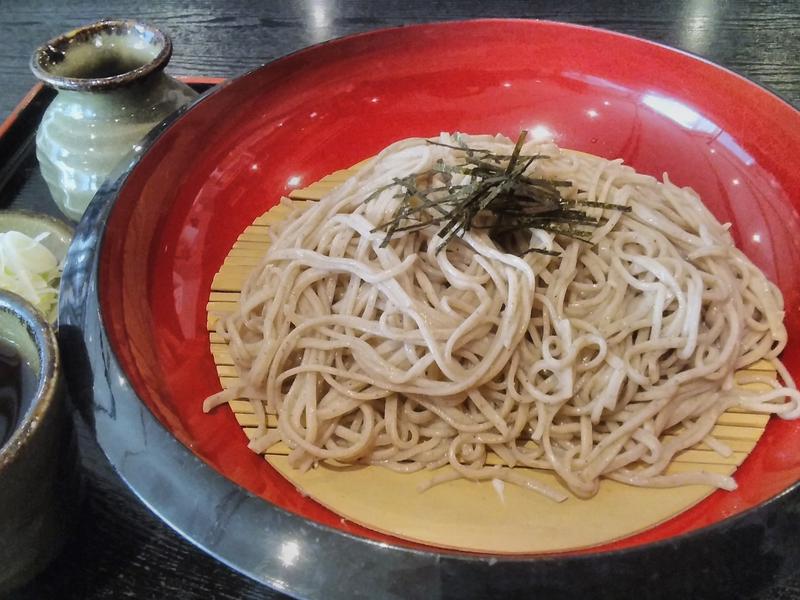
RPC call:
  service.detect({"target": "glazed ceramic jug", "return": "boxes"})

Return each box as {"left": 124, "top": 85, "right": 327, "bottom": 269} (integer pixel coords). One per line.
{"left": 30, "top": 20, "right": 198, "bottom": 222}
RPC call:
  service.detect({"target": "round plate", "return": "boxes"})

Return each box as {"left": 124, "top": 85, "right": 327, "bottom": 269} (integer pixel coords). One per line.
{"left": 59, "top": 20, "right": 800, "bottom": 598}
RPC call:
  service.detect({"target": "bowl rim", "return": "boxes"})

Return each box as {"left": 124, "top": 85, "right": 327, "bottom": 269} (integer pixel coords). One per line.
{"left": 0, "top": 290, "right": 60, "bottom": 470}
{"left": 58, "top": 18, "right": 800, "bottom": 598}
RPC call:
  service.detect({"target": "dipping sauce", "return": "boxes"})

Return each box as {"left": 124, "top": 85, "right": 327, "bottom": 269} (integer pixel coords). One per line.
{"left": 0, "top": 339, "right": 36, "bottom": 448}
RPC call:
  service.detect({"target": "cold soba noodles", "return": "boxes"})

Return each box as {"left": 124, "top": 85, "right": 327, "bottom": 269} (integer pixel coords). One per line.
{"left": 205, "top": 133, "right": 799, "bottom": 501}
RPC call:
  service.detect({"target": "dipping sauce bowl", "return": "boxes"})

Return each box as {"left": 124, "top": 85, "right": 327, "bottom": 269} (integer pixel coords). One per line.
{"left": 0, "top": 290, "right": 80, "bottom": 594}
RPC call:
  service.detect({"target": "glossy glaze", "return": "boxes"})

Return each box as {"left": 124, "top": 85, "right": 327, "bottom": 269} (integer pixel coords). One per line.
{"left": 60, "top": 19, "right": 800, "bottom": 598}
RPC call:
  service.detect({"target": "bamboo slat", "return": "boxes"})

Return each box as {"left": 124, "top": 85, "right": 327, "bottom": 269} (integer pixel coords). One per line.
{"left": 204, "top": 156, "right": 779, "bottom": 554}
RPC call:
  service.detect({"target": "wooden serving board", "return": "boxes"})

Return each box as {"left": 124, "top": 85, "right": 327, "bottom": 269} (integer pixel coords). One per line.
{"left": 206, "top": 158, "right": 775, "bottom": 553}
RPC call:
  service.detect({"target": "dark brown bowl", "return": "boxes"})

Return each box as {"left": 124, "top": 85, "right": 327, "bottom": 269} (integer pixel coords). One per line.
{"left": 0, "top": 291, "right": 80, "bottom": 594}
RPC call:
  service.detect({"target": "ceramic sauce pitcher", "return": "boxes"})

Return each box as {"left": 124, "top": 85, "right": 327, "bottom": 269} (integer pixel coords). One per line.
{"left": 30, "top": 20, "right": 198, "bottom": 221}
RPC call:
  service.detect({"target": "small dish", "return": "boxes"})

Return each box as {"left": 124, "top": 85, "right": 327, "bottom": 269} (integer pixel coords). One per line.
{"left": 0, "top": 209, "right": 74, "bottom": 262}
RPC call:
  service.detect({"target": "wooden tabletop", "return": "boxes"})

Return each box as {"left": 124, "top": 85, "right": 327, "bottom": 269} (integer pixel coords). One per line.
{"left": 2, "top": 2, "right": 799, "bottom": 598}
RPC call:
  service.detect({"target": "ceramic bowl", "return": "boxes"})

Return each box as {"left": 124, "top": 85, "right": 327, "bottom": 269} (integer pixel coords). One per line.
{"left": 0, "top": 290, "right": 80, "bottom": 594}
{"left": 58, "top": 20, "right": 800, "bottom": 599}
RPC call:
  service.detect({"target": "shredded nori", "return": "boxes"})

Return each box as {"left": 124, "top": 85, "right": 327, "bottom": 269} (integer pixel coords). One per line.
{"left": 368, "top": 131, "right": 630, "bottom": 255}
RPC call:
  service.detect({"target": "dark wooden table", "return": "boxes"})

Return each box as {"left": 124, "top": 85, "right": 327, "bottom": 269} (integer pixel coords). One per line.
{"left": 2, "top": 2, "right": 799, "bottom": 598}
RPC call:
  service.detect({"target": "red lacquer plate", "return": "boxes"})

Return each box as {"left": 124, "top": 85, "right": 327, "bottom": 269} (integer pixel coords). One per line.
{"left": 80, "top": 19, "right": 800, "bottom": 569}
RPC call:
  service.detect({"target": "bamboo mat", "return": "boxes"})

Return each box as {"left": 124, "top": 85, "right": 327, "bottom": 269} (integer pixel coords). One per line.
{"left": 206, "top": 157, "right": 775, "bottom": 553}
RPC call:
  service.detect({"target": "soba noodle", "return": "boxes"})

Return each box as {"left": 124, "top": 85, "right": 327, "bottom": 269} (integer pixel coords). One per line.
{"left": 205, "top": 133, "right": 799, "bottom": 501}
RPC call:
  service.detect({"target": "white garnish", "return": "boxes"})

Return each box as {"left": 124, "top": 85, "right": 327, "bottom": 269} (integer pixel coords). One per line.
{"left": 0, "top": 231, "right": 61, "bottom": 321}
